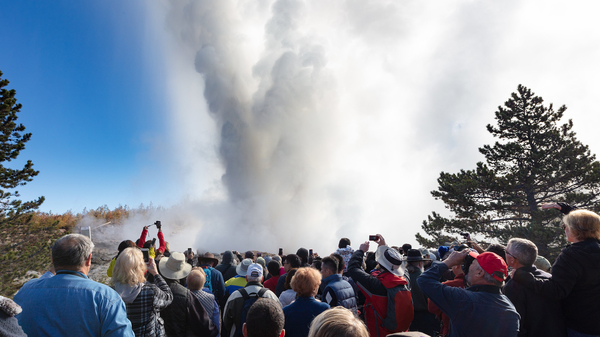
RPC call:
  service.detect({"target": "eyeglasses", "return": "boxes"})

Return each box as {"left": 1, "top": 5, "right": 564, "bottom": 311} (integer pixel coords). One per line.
{"left": 505, "top": 250, "right": 517, "bottom": 260}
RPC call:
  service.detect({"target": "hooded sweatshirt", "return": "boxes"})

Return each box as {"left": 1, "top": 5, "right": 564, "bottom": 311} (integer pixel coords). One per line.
{"left": 215, "top": 251, "right": 238, "bottom": 282}
{"left": 114, "top": 282, "right": 145, "bottom": 303}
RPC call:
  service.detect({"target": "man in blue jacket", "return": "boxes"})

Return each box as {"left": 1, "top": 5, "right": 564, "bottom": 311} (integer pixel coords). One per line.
{"left": 14, "top": 234, "right": 134, "bottom": 337}
{"left": 418, "top": 249, "right": 519, "bottom": 337}
{"left": 320, "top": 256, "right": 357, "bottom": 313}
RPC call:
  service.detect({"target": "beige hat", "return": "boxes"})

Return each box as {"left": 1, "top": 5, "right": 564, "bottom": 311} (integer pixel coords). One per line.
{"left": 159, "top": 252, "right": 192, "bottom": 280}
{"left": 236, "top": 258, "right": 253, "bottom": 277}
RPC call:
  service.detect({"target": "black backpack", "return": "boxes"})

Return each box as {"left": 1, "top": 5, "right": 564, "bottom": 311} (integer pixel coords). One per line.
{"left": 235, "top": 287, "right": 268, "bottom": 337}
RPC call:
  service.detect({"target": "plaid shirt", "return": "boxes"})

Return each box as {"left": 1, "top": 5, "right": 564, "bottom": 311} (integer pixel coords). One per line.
{"left": 126, "top": 274, "right": 173, "bottom": 337}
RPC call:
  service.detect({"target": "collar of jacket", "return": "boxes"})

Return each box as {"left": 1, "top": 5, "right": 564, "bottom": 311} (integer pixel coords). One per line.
{"left": 377, "top": 271, "right": 408, "bottom": 288}
{"left": 56, "top": 270, "right": 88, "bottom": 279}
{"left": 466, "top": 284, "right": 502, "bottom": 294}
{"left": 322, "top": 273, "right": 342, "bottom": 283}
{"left": 245, "top": 281, "right": 263, "bottom": 287}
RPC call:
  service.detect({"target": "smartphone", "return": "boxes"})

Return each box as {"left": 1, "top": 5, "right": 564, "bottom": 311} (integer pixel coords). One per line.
{"left": 141, "top": 248, "right": 149, "bottom": 263}
{"left": 369, "top": 235, "right": 378, "bottom": 241}
{"left": 188, "top": 248, "right": 192, "bottom": 255}
{"left": 278, "top": 248, "right": 283, "bottom": 256}
{"left": 309, "top": 249, "right": 313, "bottom": 255}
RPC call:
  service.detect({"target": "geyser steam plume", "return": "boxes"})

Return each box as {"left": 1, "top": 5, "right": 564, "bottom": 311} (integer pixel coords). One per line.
{"left": 162, "top": 0, "right": 362, "bottom": 253}
{"left": 157, "top": 0, "right": 576, "bottom": 253}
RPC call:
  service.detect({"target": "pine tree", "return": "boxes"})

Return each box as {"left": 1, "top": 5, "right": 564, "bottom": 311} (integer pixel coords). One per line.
{"left": 0, "top": 70, "right": 44, "bottom": 220}
{"left": 417, "top": 85, "right": 600, "bottom": 259}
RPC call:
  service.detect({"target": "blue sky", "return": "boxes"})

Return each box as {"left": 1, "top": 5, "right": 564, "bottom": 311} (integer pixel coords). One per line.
{"left": 1, "top": 1, "right": 173, "bottom": 214}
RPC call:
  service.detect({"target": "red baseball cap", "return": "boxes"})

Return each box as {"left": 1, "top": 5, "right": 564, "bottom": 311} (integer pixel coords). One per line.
{"left": 469, "top": 251, "right": 507, "bottom": 282}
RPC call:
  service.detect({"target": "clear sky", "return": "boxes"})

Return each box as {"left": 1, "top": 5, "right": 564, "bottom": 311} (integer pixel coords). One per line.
{"left": 2, "top": 1, "right": 600, "bottom": 254}
{"left": 1, "top": 1, "right": 175, "bottom": 214}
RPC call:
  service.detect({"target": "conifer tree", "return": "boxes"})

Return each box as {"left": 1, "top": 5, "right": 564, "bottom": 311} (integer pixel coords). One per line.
{"left": 417, "top": 85, "right": 600, "bottom": 259}
{"left": 0, "top": 71, "right": 44, "bottom": 220}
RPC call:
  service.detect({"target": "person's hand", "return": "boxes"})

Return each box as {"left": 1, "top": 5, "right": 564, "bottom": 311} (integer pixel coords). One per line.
{"left": 147, "top": 258, "right": 158, "bottom": 276}
{"left": 541, "top": 203, "right": 561, "bottom": 210}
{"left": 375, "top": 234, "right": 386, "bottom": 247}
{"left": 443, "top": 249, "right": 469, "bottom": 268}
{"left": 359, "top": 241, "right": 370, "bottom": 253}
{"left": 143, "top": 226, "right": 149, "bottom": 231}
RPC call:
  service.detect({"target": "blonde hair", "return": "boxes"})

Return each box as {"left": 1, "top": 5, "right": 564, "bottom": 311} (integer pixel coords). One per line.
{"left": 291, "top": 267, "right": 321, "bottom": 297}
{"left": 308, "top": 307, "right": 368, "bottom": 337}
{"left": 564, "top": 209, "right": 600, "bottom": 241}
{"left": 112, "top": 247, "right": 146, "bottom": 285}
{"left": 187, "top": 267, "right": 207, "bottom": 290}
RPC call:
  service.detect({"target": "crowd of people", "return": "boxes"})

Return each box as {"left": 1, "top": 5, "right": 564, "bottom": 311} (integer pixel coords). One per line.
{"left": 1, "top": 203, "right": 599, "bottom": 337}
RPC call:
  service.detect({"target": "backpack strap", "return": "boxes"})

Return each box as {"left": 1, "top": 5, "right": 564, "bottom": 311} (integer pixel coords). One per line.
{"left": 238, "top": 287, "right": 250, "bottom": 300}
{"left": 257, "top": 287, "right": 268, "bottom": 297}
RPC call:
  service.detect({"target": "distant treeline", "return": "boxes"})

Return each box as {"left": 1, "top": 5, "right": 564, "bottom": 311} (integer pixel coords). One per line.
{"left": 0, "top": 204, "right": 161, "bottom": 296}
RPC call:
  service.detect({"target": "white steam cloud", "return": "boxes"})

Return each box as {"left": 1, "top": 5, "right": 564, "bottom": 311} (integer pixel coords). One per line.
{"left": 128, "top": 0, "right": 600, "bottom": 255}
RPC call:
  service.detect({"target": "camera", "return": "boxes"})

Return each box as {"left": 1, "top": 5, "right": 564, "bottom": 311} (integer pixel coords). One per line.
{"left": 461, "top": 251, "right": 476, "bottom": 276}
{"left": 141, "top": 248, "right": 149, "bottom": 263}
{"left": 454, "top": 244, "right": 469, "bottom": 252}
{"left": 154, "top": 221, "right": 162, "bottom": 229}
{"left": 460, "top": 232, "right": 470, "bottom": 239}
{"left": 369, "top": 235, "right": 378, "bottom": 241}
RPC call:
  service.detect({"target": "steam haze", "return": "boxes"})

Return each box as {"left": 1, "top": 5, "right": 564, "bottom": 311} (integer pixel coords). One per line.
{"left": 129, "top": 0, "right": 600, "bottom": 255}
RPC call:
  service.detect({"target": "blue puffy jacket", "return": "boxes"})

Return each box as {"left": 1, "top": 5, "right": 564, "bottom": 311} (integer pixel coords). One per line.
{"left": 321, "top": 274, "right": 357, "bottom": 313}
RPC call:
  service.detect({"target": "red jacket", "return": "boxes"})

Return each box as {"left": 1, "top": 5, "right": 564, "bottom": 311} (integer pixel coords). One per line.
{"left": 263, "top": 275, "right": 280, "bottom": 293}
{"left": 359, "top": 271, "right": 414, "bottom": 337}
{"left": 137, "top": 228, "right": 166, "bottom": 254}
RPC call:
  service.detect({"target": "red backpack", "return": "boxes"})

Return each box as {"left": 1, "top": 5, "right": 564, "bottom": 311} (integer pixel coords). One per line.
{"left": 358, "top": 272, "right": 414, "bottom": 337}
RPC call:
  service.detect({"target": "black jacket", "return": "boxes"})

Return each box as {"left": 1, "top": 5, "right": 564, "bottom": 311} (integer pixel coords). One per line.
{"left": 346, "top": 250, "right": 388, "bottom": 296}
{"left": 275, "top": 272, "right": 288, "bottom": 297}
{"left": 514, "top": 238, "right": 600, "bottom": 335}
{"left": 503, "top": 266, "right": 566, "bottom": 337}
{"left": 162, "top": 280, "right": 218, "bottom": 337}
{"left": 215, "top": 251, "right": 239, "bottom": 282}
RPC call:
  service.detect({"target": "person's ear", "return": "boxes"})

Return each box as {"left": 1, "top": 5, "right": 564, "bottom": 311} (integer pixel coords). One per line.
{"left": 279, "top": 329, "right": 285, "bottom": 337}
{"left": 242, "top": 323, "right": 248, "bottom": 337}
{"left": 86, "top": 254, "right": 92, "bottom": 267}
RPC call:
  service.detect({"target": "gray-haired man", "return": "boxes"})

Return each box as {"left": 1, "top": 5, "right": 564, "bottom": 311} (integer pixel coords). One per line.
{"left": 503, "top": 238, "right": 567, "bottom": 337}
{"left": 14, "top": 234, "right": 134, "bottom": 336}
